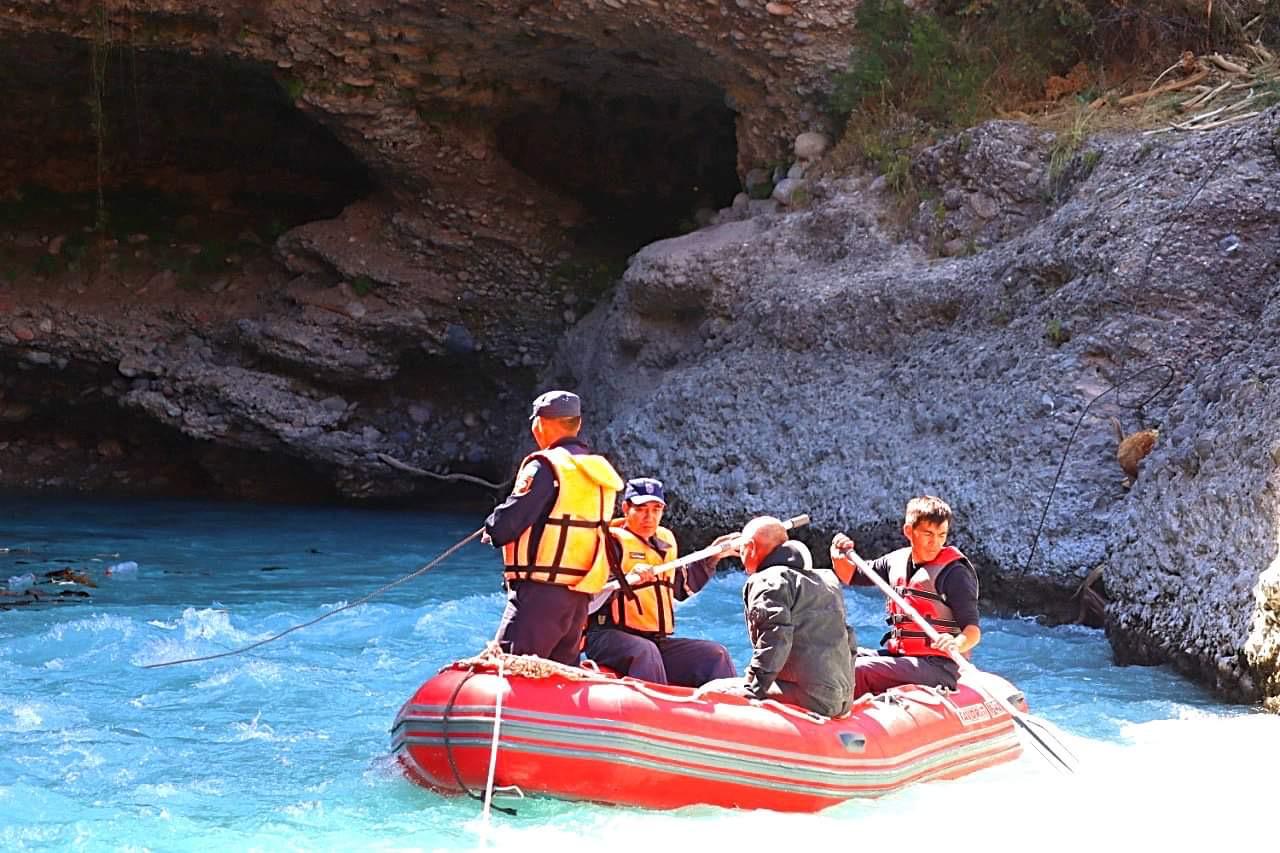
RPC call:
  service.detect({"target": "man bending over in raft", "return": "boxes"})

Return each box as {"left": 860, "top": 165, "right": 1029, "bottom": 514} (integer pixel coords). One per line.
{"left": 700, "top": 516, "right": 854, "bottom": 717}
{"left": 584, "top": 477, "right": 737, "bottom": 686}
{"left": 830, "top": 495, "right": 981, "bottom": 697}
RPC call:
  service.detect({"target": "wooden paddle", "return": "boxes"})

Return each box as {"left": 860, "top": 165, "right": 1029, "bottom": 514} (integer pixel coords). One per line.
{"left": 838, "top": 545, "right": 1078, "bottom": 774}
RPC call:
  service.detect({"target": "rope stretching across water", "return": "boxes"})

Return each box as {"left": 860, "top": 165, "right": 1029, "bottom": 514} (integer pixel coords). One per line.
{"left": 143, "top": 527, "right": 484, "bottom": 669}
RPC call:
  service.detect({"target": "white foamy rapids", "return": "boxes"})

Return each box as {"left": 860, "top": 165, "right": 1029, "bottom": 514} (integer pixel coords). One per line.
{"left": 413, "top": 595, "right": 506, "bottom": 650}
{"left": 0, "top": 700, "right": 44, "bottom": 732}
{"left": 177, "top": 607, "right": 250, "bottom": 642}
{"left": 230, "top": 711, "right": 279, "bottom": 742}
{"left": 35, "top": 613, "right": 139, "bottom": 663}
{"left": 451, "top": 713, "right": 1275, "bottom": 852}
{"left": 192, "top": 657, "right": 288, "bottom": 689}
{"left": 131, "top": 607, "right": 260, "bottom": 668}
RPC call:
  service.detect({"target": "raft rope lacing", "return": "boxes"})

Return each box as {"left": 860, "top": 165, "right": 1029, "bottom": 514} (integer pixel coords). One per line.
{"left": 454, "top": 642, "right": 831, "bottom": 720}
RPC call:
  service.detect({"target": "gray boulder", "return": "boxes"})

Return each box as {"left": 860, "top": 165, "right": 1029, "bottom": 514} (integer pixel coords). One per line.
{"left": 549, "top": 110, "right": 1280, "bottom": 708}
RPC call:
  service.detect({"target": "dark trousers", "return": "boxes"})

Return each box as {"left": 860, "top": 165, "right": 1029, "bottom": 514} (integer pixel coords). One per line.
{"left": 584, "top": 627, "right": 737, "bottom": 687}
{"left": 852, "top": 647, "right": 960, "bottom": 697}
{"left": 496, "top": 581, "right": 590, "bottom": 666}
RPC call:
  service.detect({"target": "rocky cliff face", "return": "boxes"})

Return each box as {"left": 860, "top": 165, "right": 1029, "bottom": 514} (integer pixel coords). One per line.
{"left": 2, "top": 2, "right": 1279, "bottom": 709}
{"left": 0, "top": 0, "right": 853, "bottom": 499}
{"left": 551, "top": 111, "right": 1280, "bottom": 707}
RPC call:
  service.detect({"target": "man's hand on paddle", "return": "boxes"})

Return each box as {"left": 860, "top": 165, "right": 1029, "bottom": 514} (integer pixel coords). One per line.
{"left": 931, "top": 632, "right": 966, "bottom": 655}
{"left": 829, "top": 533, "right": 857, "bottom": 585}
{"left": 710, "top": 532, "right": 740, "bottom": 560}
{"left": 626, "top": 563, "right": 658, "bottom": 585}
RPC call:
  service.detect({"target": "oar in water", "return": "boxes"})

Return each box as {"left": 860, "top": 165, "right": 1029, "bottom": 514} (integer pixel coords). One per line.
{"left": 838, "top": 546, "right": 1078, "bottom": 774}
{"left": 588, "top": 514, "right": 810, "bottom": 613}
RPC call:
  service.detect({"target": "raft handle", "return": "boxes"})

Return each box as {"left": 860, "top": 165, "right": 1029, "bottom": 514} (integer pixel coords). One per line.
{"left": 839, "top": 732, "right": 867, "bottom": 753}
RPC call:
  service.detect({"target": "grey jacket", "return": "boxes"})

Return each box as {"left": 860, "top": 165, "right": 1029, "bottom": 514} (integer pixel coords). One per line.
{"left": 742, "top": 541, "right": 855, "bottom": 717}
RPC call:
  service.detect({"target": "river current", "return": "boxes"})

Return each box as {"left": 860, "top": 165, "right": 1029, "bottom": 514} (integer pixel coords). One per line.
{"left": 1, "top": 495, "right": 1273, "bottom": 851}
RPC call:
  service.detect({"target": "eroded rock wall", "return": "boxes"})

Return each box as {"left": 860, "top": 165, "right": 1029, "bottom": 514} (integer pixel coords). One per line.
{"left": 551, "top": 110, "right": 1280, "bottom": 705}
{"left": 0, "top": 0, "right": 857, "bottom": 497}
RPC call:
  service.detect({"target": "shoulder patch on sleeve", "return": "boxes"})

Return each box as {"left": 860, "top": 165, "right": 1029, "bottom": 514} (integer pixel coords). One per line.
{"left": 511, "top": 463, "right": 538, "bottom": 497}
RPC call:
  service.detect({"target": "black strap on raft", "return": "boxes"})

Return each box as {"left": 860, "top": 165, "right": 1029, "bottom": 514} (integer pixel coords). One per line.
{"left": 441, "top": 666, "right": 518, "bottom": 817}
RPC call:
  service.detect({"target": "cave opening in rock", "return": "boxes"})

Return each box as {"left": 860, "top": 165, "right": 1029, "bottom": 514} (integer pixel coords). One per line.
{"left": 0, "top": 34, "right": 374, "bottom": 260}
{"left": 496, "top": 83, "right": 740, "bottom": 252}
{"left": 0, "top": 35, "right": 379, "bottom": 500}
{"left": 0, "top": 364, "right": 342, "bottom": 503}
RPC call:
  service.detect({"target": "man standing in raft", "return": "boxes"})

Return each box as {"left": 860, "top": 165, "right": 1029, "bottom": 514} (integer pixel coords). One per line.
{"left": 482, "top": 390, "right": 624, "bottom": 665}
{"left": 584, "top": 477, "right": 737, "bottom": 686}
{"left": 830, "top": 495, "right": 981, "bottom": 696}
{"left": 700, "top": 516, "right": 854, "bottom": 717}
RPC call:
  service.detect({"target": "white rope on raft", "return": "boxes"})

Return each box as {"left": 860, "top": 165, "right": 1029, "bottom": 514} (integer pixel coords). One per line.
{"left": 453, "top": 643, "right": 829, "bottom": 720}
{"left": 479, "top": 653, "right": 507, "bottom": 834}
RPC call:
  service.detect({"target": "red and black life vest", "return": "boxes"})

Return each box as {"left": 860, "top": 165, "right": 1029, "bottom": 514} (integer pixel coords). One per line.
{"left": 882, "top": 545, "right": 977, "bottom": 658}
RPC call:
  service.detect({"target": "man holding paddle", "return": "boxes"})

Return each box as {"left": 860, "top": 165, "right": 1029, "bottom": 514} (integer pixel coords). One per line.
{"left": 482, "top": 390, "right": 624, "bottom": 666}
{"left": 584, "top": 477, "right": 737, "bottom": 686}
{"left": 830, "top": 495, "right": 981, "bottom": 696}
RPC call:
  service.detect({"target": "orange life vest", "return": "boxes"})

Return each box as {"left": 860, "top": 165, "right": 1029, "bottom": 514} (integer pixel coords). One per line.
{"left": 501, "top": 446, "right": 623, "bottom": 594}
{"left": 597, "top": 522, "right": 679, "bottom": 636}
{"left": 882, "top": 545, "right": 977, "bottom": 658}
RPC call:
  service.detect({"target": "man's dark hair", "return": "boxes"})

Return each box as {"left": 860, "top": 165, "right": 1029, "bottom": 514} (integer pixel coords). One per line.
{"left": 904, "top": 495, "right": 952, "bottom": 528}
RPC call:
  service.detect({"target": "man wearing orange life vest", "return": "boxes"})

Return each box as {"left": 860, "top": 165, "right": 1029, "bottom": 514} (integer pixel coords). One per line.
{"left": 584, "top": 477, "right": 737, "bottom": 686}
{"left": 482, "top": 390, "right": 624, "bottom": 666}
{"left": 830, "top": 495, "right": 981, "bottom": 697}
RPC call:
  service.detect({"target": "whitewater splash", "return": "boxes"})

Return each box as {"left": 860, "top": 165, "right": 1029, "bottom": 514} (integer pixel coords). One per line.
{"left": 0, "top": 496, "right": 1270, "bottom": 850}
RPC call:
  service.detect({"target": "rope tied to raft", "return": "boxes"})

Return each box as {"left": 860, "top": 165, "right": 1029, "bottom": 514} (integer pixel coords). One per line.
{"left": 457, "top": 644, "right": 831, "bottom": 720}
{"left": 440, "top": 657, "right": 520, "bottom": 818}
{"left": 455, "top": 644, "right": 605, "bottom": 681}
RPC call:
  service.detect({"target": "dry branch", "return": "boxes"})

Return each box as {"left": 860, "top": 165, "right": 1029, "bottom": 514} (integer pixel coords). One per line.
{"left": 1208, "top": 52, "right": 1250, "bottom": 76}
{"left": 1180, "top": 80, "right": 1232, "bottom": 111}
{"left": 1144, "top": 107, "right": 1263, "bottom": 135}
{"left": 1184, "top": 110, "right": 1260, "bottom": 131}
{"left": 1117, "top": 68, "right": 1210, "bottom": 106}
{"left": 377, "top": 452, "right": 510, "bottom": 490}
{"left": 1247, "top": 43, "right": 1275, "bottom": 64}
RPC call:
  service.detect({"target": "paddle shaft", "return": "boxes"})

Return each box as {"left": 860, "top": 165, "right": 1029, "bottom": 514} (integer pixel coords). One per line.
{"left": 840, "top": 546, "right": 1076, "bottom": 773}
{"left": 839, "top": 547, "right": 970, "bottom": 665}
{"left": 597, "top": 513, "right": 810, "bottom": 595}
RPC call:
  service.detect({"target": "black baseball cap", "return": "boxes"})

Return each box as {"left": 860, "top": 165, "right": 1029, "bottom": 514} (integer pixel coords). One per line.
{"left": 529, "top": 390, "right": 581, "bottom": 420}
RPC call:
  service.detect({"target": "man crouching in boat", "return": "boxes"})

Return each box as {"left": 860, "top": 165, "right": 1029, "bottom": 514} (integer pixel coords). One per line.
{"left": 583, "top": 477, "right": 737, "bottom": 686}
{"left": 699, "top": 516, "right": 854, "bottom": 717}
{"left": 830, "top": 495, "right": 981, "bottom": 696}
{"left": 481, "top": 390, "right": 624, "bottom": 666}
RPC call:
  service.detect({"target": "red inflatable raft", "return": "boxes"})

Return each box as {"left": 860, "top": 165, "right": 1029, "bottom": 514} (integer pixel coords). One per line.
{"left": 392, "top": 655, "right": 1026, "bottom": 812}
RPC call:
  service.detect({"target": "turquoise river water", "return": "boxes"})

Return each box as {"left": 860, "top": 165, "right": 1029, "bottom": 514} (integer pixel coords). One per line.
{"left": 1, "top": 495, "right": 1274, "bottom": 851}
